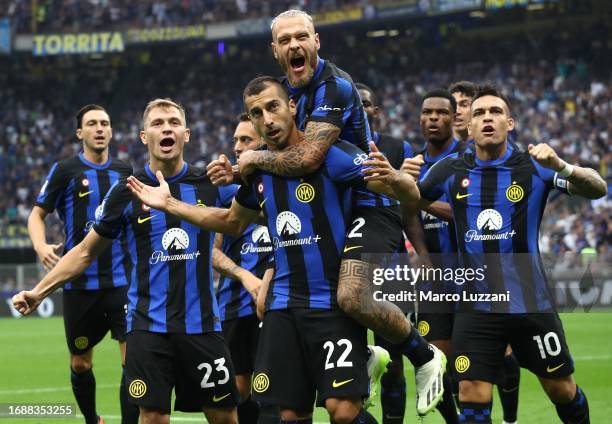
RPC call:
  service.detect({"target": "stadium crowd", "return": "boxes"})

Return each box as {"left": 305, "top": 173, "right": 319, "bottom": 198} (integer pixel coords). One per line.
{"left": 2, "top": 0, "right": 369, "bottom": 33}
{"left": 0, "top": 25, "right": 609, "bottom": 254}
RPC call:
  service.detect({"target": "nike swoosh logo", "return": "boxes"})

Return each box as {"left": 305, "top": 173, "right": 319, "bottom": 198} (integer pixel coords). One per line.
{"left": 259, "top": 198, "right": 267, "bottom": 208}
{"left": 343, "top": 245, "right": 362, "bottom": 253}
{"left": 455, "top": 193, "right": 472, "bottom": 200}
{"left": 547, "top": 363, "right": 565, "bottom": 373}
{"left": 212, "top": 393, "right": 231, "bottom": 402}
{"left": 79, "top": 191, "right": 93, "bottom": 198}
{"left": 137, "top": 216, "right": 154, "bottom": 224}
{"left": 332, "top": 378, "right": 354, "bottom": 388}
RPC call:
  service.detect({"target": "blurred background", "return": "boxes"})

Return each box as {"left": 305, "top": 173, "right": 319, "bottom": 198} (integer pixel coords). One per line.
{"left": 0, "top": 0, "right": 609, "bottom": 293}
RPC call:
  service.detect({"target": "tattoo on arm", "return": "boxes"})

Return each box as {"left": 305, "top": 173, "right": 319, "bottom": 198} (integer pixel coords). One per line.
{"left": 567, "top": 167, "right": 607, "bottom": 199}
{"left": 251, "top": 122, "right": 339, "bottom": 176}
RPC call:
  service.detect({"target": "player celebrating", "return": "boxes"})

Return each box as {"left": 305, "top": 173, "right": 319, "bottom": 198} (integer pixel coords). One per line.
{"left": 125, "top": 77, "right": 421, "bottom": 424}
{"left": 213, "top": 113, "right": 274, "bottom": 424}
{"left": 207, "top": 10, "right": 446, "bottom": 415}
{"left": 449, "top": 81, "right": 522, "bottom": 424}
{"left": 27, "top": 104, "right": 137, "bottom": 424}
{"left": 15, "top": 99, "right": 240, "bottom": 424}
{"left": 415, "top": 85, "right": 606, "bottom": 424}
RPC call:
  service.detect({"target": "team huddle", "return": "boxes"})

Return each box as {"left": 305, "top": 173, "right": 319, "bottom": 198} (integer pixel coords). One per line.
{"left": 12, "top": 9, "right": 606, "bottom": 424}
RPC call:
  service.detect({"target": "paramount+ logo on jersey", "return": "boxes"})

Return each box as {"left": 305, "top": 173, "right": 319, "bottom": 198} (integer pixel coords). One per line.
{"left": 272, "top": 211, "right": 322, "bottom": 249}
{"left": 149, "top": 227, "right": 202, "bottom": 264}
{"left": 464, "top": 208, "right": 516, "bottom": 243}
{"left": 240, "top": 225, "right": 273, "bottom": 255}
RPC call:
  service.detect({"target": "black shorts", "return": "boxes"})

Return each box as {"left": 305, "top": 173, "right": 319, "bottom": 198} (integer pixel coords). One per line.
{"left": 252, "top": 309, "right": 369, "bottom": 410}
{"left": 221, "top": 314, "right": 260, "bottom": 375}
{"left": 416, "top": 313, "right": 454, "bottom": 342}
{"left": 452, "top": 312, "right": 574, "bottom": 383}
{"left": 63, "top": 286, "right": 128, "bottom": 355}
{"left": 125, "top": 331, "right": 239, "bottom": 413}
{"left": 342, "top": 205, "right": 406, "bottom": 261}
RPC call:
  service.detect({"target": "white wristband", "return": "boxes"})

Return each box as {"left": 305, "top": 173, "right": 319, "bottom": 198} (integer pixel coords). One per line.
{"left": 558, "top": 161, "right": 574, "bottom": 178}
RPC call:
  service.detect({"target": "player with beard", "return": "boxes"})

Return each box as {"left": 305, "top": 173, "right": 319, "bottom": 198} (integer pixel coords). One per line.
{"left": 123, "top": 77, "right": 423, "bottom": 424}
{"left": 14, "top": 99, "right": 241, "bottom": 424}
{"left": 213, "top": 114, "right": 275, "bottom": 424}
{"left": 207, "top": 10, "right": 446, "bottom": 416}
{"left": 413, "top": 85, "right": 605, "bottom": 424}
{"left": 450, "top": 81, "right": 521, "bottom": 424}
{"left": 27, "top": 104, "right": 137, "bottom": 424}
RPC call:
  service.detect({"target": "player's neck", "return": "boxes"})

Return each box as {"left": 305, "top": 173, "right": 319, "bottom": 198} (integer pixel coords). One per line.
{"left": 475, "top": 141, "right": 507, "bottom": 161}
{"left": 426, "top": 136, "right": 454, "bottom": 157}
{"left": 149, "top": 157, "right": 185, "bottom": 178}
{"left": 453, "top": 129, "right": 469, "bottom": 143}
{"left": 82, "top": 148, "right": 109, "bottom": 165}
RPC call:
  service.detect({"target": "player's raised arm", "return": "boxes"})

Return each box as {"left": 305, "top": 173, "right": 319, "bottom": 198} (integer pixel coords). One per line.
{"left": 528, "top": 143, "right": 607, "bottom": 199}
{"left": 12, "top": 229, "right": 111, "bottom": 315}
{"left": 127, "top": 171, "right": 259, "bottom": 236}
{"left": 238, "top": 120, "right": 339, "bottom": 178}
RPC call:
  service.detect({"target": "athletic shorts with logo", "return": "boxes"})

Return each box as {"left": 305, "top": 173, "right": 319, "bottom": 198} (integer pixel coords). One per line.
{"left": 416, "top": 313, "right": 454, "bottom": 342}
{"left": 252, "top": 308, "right": 369, "bottom": 410}
{"left": 452, "top": 312, "right": 574, "bottom": 383}
{"left": 221, "top": 314, "right": 260, "bottom": 375}
{"left": 63, "top": 286, "right": 128, "bottom": 355}
{"left": 125, "top": 331, "right": 239, "bottom": 413}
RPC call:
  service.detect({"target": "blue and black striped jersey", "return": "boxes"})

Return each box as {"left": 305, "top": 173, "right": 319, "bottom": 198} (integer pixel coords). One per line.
{"left": 418, "top": 139, "right": 464, "bottom": 255}
{"left": 284, "top": 58, "right": 371, "bottom": 154}
{"left": 235, "top": 140, "right": 368, "bottom": 311}
{"left": 217, "top": 218, "right": 274, "bottom": 321}
{"left": 93, "top": 163, "right": 236, "bottom": 334}
{"left": 418, "top": 143, "right": 570, "bottom": 313}
{"left": 35, "top": 152, "right": 132, "bottom": 290}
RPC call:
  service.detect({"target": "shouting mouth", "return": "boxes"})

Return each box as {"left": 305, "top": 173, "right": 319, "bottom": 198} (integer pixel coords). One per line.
{"left": 160, "top": 137, "right": 175, "bottom": 153}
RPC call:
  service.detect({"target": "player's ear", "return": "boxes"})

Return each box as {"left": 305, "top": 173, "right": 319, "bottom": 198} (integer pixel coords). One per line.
{"left": 289, "top": 99, "right": 296, "bottom": 117}
{"left": 183, "top": 128, "right": 191, "bottom": 144}
{"left": 139, "top": 130, "right": 147, "bottom": 145}
{"left": 314, "top": 33, "right": 320, "bottom": 51}
{"left": 466, "top": 122, "right": 472, "bottom": 137}
{"left": 76, "top": 128, "right": 83, "bottom": 140}
{"left": 271, "top": 42, "right": 278, "bottom": 60}
{"left": 507, "top": 117, "right": 515, "bottom": 131}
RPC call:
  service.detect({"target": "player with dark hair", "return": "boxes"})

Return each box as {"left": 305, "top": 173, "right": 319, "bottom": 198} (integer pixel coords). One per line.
{"left": 124, "top": 76, "right": 421, "bottom": 424}
{"left": 206, "top": 10, "right": 446, "bottom": 416}
{"left": 213, "top": 113, "right": 274, "bottom": 424}
{"left": 413, "top": 84, "right": 606, "bottom": 423}
{"left": 449, "top": 82, "right": 522, "bottom": 423}
{"left": 449, "top": 81, "right": 478, "bottom": 144}
{"left": 27, "top": 104, "right": 137, "bottom": 424}
{"left": 402, "top": 88, "right": 463, "bottom": 424}
{"left": 15, "top": 99, "right": 241, "bottom": 424}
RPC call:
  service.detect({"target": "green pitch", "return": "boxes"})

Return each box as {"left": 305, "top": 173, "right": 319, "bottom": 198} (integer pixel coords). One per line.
{"left": 1, "top": 314, "right": 610, "bottom": 423}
